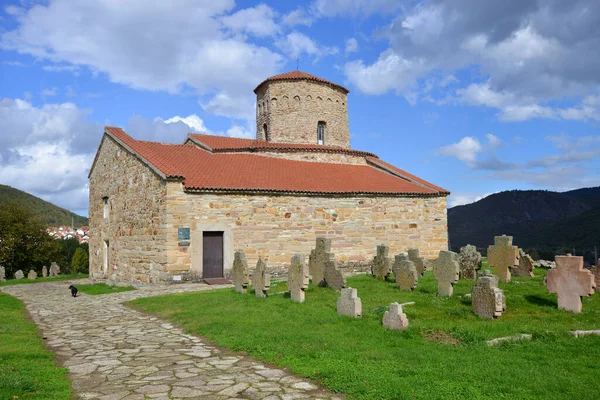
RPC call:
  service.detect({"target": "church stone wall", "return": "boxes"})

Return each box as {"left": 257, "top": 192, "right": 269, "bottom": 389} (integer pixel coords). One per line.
{"left": 88, "top": 136, "right": 168, "bottom": 283}
{"left": 221, "top": 151, "right": 368, "bottom": 165}
{"left": 256, "top": 80, "right": 350, "bottom": 148}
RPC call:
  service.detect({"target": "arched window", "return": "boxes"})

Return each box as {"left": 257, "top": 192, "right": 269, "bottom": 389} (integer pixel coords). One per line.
{"left": 263, "top": 123, "right": 269, "bottom": 141}
{"left": 317, "top": 121, "right": 325, "bottom": 145}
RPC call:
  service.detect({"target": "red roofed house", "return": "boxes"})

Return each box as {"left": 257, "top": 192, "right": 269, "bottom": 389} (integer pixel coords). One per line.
{"left": 88, "top": 71, "right": 449, "bottom": 283}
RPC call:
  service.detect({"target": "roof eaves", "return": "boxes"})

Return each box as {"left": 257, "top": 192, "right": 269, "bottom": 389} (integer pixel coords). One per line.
{"left": 183, "top": 186, "right": 442, "bottom": 197}
{"left": 366, "top": 157, "right": 445, "bottom": 195}
{"left": 185, "top": 134, "right": 214, "bottom": 152}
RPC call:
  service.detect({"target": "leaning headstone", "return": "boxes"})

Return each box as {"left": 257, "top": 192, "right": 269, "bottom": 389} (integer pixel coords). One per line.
{"left": 337, "top": 287, "right": 362, "bottom": 318}
{"left": 383, "top": 302, "right": 409, "bottom": 331}
{"left": 392, "top": 255, "right": 418, "bottom": 291}
{"left": 323, "top": 255, "right": 346, "bottom": 291}
{"left": 49, "top": 262, "right": 61, "bottom": 277}
{"left": 513, "top": 249, "right": 534, "bottom": 277}
{"left": 252, "top": 258, "right": 271, "bottom": 298}
{"left": 288, "top": 254, "right": 309, "bottom": 303}
{"left": 472, "top": 270, "right": 505, "bottom": 319}
{"left": 372, "top": 244, "right": 391, "bottom": 280}
{"left": 42, "top": 265, "right": 48, "bottom": 278}
{"left": 458, "top": 244, "right": 482, "bottom": 280}
{"left": 487, "top": 235, "right": 519, "bottom": 283}
{"left": 407, "top": 248, "right": 426, "bottom": 276}
{"left": 0, "top": 265, "right": 5, "bottom": 282}
{"left": 15, "top": 270, "right": 24, "bottom": 280}
{"left": 433, "top": 250, "right": 460, "bottom": 296}
{"left": 546, "top": 254, "right": 595, "bottom": 313}
{"left": 309, "top": 237, "right": 332, "bottom": 286}
{"left": 27, "top": 270, "right": 37, "bottom": 280}
{"left": 232, "top": 250, "right": 249, "bottom": 294}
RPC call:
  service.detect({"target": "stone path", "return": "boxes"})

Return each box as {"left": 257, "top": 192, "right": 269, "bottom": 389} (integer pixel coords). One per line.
{"left": 1, "top": 280, "right": 342, "bottom": 400}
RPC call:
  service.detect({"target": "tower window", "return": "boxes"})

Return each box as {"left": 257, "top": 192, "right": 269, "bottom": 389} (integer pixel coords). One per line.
{"left": 317, "top": 121, "right": 325, "bottom": 145}
{"left": 102, "top": 196, "right": 109, "bottom": 221}
{"left": 263, "top": 123, "right": 269, "bottom": 141}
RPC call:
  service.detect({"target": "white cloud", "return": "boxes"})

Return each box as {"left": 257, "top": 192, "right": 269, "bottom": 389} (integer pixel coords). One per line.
{"left": 200, "top": 91, "right": 255, "bottom": 121}
{"left": 164, "top": 114, "right": 208, "bottom": 133}
{"left": 41, "top": 87, "right": 58, "bottom": 98}
{"left": 345, "top": 38, "right": 358, "bottom": 54}
{"left": 276, "top": 32, "right": 338, "bottom": 60}
{"left": 281, "top": 8, "right": 312, "bottom": 27}
{"left": 221, "top": 4, "right": 280, "bottom": 37}
{"left": 226, "top": 124, "right": 253, "bottom": 139}
{"left": 437, "top": 137, "right": 482, "bottom": 164}
{"left": 447, "top": 193, "right": 492, "bottom": 208}
{"left": 435, "top": 134, "right": 513, "bottom": 171}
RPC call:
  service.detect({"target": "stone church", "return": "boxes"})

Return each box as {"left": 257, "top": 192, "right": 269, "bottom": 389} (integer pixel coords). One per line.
{"left": 89, "top": 71, "right": 449, "bottom": 282}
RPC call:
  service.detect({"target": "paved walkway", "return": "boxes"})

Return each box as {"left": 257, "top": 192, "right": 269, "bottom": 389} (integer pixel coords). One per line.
{"left": 1, "top": 280, "right": 342, "bottom": 400}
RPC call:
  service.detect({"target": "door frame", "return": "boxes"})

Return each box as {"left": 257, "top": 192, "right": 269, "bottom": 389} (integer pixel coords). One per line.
{"left": 190, "top": 223, "right": 233, "bottom": 278}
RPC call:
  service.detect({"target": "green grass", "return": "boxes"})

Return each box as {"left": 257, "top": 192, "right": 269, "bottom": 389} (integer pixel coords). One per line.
{"left": 129, "top": 268, "right": 600, "bottom": 400}
{"left": 0, "top": 273, "right": 88, "bottom": 287}
{"left": 0, "top": 292, "right": 71, "bottom": 399}
{"left": 76, "top": 283, "right": 136, "bottom": 295}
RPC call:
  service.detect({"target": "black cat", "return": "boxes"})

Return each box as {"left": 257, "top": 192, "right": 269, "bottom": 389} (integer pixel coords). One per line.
{"left": 68, "top": 285, "right": 78, "bottom": 297}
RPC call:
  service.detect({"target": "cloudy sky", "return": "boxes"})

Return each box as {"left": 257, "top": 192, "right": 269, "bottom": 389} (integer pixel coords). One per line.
{"left": 1, "top": 0, "right": 600, "bottom": 216}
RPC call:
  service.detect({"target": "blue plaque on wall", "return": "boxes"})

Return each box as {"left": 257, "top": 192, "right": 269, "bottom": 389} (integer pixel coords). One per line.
{"left": 178, "top": 227, "right": 190, "bottom": 240}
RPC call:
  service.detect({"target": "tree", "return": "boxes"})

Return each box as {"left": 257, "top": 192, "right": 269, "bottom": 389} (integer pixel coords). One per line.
{"left": 71, "top": 247, "right": 89, "bottom": 273}
{"left": 0, "top": 202, "right": 61, "bottom": 278}
{"left": 59, "top": 238, "right": 80, "bottom": 273}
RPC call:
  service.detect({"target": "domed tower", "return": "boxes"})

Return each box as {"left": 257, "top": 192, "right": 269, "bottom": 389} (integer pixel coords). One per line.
{"left": 254, "top": 71, "right": 350, "bottom": 149}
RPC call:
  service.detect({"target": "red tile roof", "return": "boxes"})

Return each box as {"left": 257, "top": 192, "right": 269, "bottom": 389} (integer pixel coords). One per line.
{"left": 254, "top": 70, "right": 349, "bottom": 94}
{"left": 187, "top": 134, "right": 378, "bottom": 158}
{"left": 104, "top": 127, "right": 448, "bottom": 196}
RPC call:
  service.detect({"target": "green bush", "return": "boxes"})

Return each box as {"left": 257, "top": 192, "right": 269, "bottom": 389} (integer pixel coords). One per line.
{"left": 70, "top": 247, "right": 89, "bottom": 273}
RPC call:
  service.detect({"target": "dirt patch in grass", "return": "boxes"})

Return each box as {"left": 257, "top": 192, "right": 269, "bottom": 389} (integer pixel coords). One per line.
{"left": 420, "top": 329, "right": 462, "bottom": 345}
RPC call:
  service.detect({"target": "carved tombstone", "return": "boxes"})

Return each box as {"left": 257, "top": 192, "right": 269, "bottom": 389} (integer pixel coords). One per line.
{"left": 487, "top": 235, "right": 519, "bottom": 283}
{"left": 591, "top": 259, "right": 600, "bottom": 286}
{"left": 458, "top": 244, "right": 482, "bottom": 280}
{"left": 42, "top": 265, "right": 48, "bottom": 278}
{"left": 337, "top": 287, "right": 362, "bottom": 318}
{"left": 14, "top": 270, "right": 24, "bottom": 279}
{"left": 288, "top": 254, "right": 309, "bottom": 303}
{"left": 27, "top": 270, "right": 37, "bottom": 280}
{"left": 392, "top": 255, "right": 418, "bottom": 291}
{"left": 232, "top": 250, "right": 249, "bottom": 294}
{"left": 433, "top": 250, "right": 460, "bottom": 296}
{"left": 514, "top": 249, "right": 534, "bottom": 277}
{"left": 323, "top": 255, "right": 346, "bottom": 291}
{"left": 472, "top": 270, "right": 506, "bottom": 319}
{"left": 546, "top": 255, "right": 595, "bottom": 313}
{"left": 252, "top": 258, "right": 271, "bottom": 298}
{"left": 383, "top": 303, "right": 409, "bottom": 331}
{"left": 407, "top": 248, "right": 426, "bottom": 276}
{"left": 0, "top": 265, "right": 5, "bottom": 282}
{"left": 49, "top": 262, "right": 61, "bottom": 277}
{"left": 372, "top": 244, "right": 391, "bottom": 280}
{"left": 309, "top": 237, "right": 332, "bottom": 286}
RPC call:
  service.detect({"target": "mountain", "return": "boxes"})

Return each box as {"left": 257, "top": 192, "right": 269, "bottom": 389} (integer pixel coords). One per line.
{"left": 448, "top": 187, "right": 600, "bottom": 258}
{"left": 0, "top": 184, "right": 89, "bottom": 227}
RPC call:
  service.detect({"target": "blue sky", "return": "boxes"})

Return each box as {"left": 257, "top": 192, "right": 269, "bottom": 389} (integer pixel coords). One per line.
{"left": 1, "top": 0, "right": 599, "bottom": 217}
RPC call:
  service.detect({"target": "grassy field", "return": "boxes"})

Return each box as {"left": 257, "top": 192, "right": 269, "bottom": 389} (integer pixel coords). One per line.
{"left": 0, "top": 273, "right": 88, "bottom": 287}
{"left": 76, "top": 282, "right": 136, "bottom": 295}
{"left": 0, "top": 292, "right": 71, "bottom": 399}
{"left": 130, "top": 268, "right": 600, "bottom": 400}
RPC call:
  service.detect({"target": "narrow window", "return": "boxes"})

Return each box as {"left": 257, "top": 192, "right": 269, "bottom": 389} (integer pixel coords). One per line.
{"left": 317, "top": 121, "right": 325, "bottom": 145}
{"left": 102, "top": 196, "right": 109, "bottom": 221}
{"left": 263, "top": 123, "right": 269, "bottom": 141}
{"left": 103, "top": 240, "right": 109, "bottom": 274}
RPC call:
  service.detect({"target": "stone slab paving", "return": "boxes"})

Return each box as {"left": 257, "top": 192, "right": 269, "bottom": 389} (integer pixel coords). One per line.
{"left": 1, "top": 280, "right": 342, "bottom": 400}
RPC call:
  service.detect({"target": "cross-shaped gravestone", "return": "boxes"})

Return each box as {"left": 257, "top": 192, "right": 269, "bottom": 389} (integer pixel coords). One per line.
{"left": 458, "top": 244, "right": 482, "bottom": 280}
{"left": 383, "top": 302, "right": 409, "bottom": 331}
{"left": 0, "top": 265, "right": 5, "bottom": 282}
{"left": 309, "top": 237, "right": 332, "bottom": 286}
{"left": 372, "top": 244, "right": 391, "bottom": 280}
{"left": 288, "top": 254, "right": 309, "bottom": 303}
{"left": 49, "top": 262, "right": 60, "bottom": 277}
{"left": 337, "top": 287, "right": 362, "bottom": 318}
{"left": 433, "top": 250, "right": 460, "bottom": 296}
{"left": 323, "top": 255, "right": 346, "bottom": 291}
{"left": 392, "top": 255, "right": 418, "bottom": 291}
{"left": 14, "top": 270, "right": 24, "bottom": 279}
{"left": 407, "top": 248, "right": 426, "bottom": 276}
{"left": 27, "top": 270, "right": 37, "bottom": 280}
{"left": 546, "top": 255, "right": 595, "bottom": 313}
{"left": 487, "top": 235, "right": 519, "bottom": 283}
{"left": 252, "top": 257, "right": 271, "bottom": 298}
{"left": 513, "top": 249, "right": 534, "bottom": 277}
{"left": 232, "top": 250, "right": 249, "bottom": 294}
{"left": 42, "top": 265, "right": 48, "bottom": 278}
{"left": 472, "top": 270, "right": 505, "bottom": 319}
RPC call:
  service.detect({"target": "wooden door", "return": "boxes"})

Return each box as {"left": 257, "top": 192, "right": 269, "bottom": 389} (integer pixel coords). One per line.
{"left": 202, "top": 232, "right": 224, "bottom": 278}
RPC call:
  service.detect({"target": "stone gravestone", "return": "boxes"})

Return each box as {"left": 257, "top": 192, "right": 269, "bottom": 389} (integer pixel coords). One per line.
{"left": 514, "top": 249, "right": 534, "bottom": 277}
{"left": 323, "top": 255, "right": 346, "bottom": 291}
{"left": 337, "top": 287, "right": 362, "bottom": 318}
{"left": 288, "top": 254, "right": 309, "bottom": 303}
{"left": 372, "top": 244, "right": 391, "bottom": 280}
{"left": 309, "top": 237, "right": 332, "bottom": 286}
{"left": 392, "top": 255, "right": 418, "bottom": 291}
{"left": 472, "top": 270, "right": 506, "bottom": 319}
{"left": 383, "top": 303, "right": 409, "bottom": 331}
{"left": 487, "top": 235, "right": 519, "bottom": 283}
{"left": 49, "top": 262, "right": 61, "bottom": 277}
{"left": 42, "top": 265, "right": 48, "bottom": 278}
{"left": 252, "top": 257, "right": 271, "bottom": 298}
{"left": 591, "top": 259, "right": 600, "bottom": 286}
{"left": 546, "top": 255, "right": 595, "bottom": 313}
{"left": 407, "top": 248, "right": 426, "bottom": 276}
{"left": 27, "top": 270, "right": 37, "bottom": 280}
{"left": 14, "top": 270, "right": 24, "bottom": 279}
{"left": 0, "top": 265, "right": 5, "bottom": 282}
{"left": 232, "top": 250, "right": 249, "bottom": 294}
{"left": 433, "top": 250, "right": 460, "bottom": 296}
{"left": 458, "top": 244, "right": 482, "bottom": 280}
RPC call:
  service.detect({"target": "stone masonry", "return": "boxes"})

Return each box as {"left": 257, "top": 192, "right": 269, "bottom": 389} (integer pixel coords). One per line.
{"left": 337, "top": 288, "right": 362, "bottom": 318}
{"left": 372, "top": 245, "right": 392, "bottom": 280}
{"left": 288, "top": 254, "right": 309, "bottom": 303}
{"left": 309, "top": 238, "right": 332, "bottom": 286}
{"left": 458, "top": 244, "right": 482, "bottom": 280}
{"left": 472, "top": 270, "right": 506, "bottom": 319}
{"left": 383, "top": 303, "right": 409, "bottom": 331}
{"left": 487, "top": 235, "right": 519, "bottom": 283}
{"left": 434, "top": 251, "right": 460, "bottom": 297}
{"left": 546, "top": 255, "right": 595, "bottom": 313}
{"left": 232, "top": 250, "right": 249, "bottom": 294}
{"left": 252, "top": 258, "right": 271, "bottom": 298}
{"left": 393, "top": 256, "right": 418, "bottom": 291}
{"left": 514, "top": 249, "right": 534, "bottom": 277}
